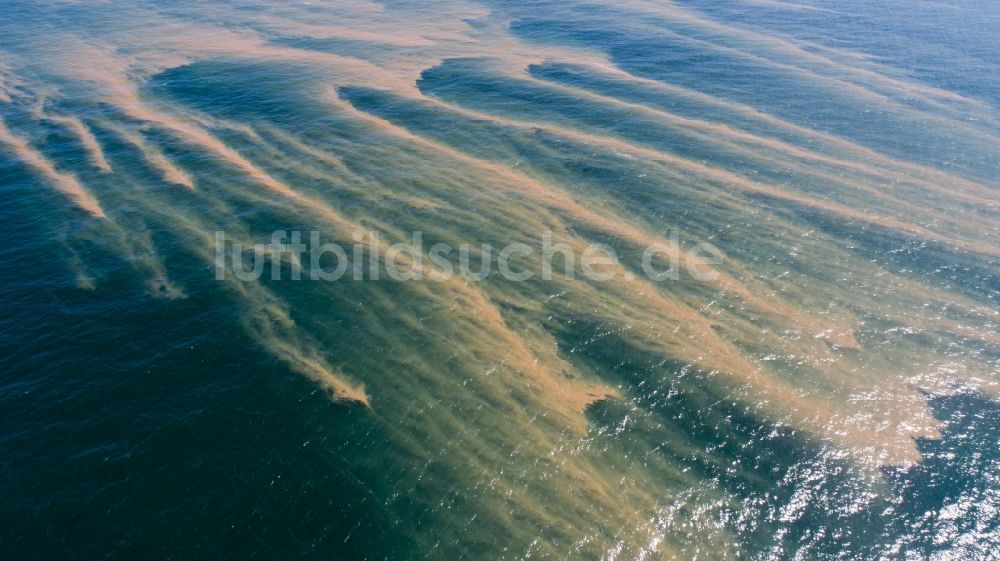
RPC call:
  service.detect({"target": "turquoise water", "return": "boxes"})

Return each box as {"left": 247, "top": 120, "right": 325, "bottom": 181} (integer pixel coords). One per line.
{"left": 1, "top": 1, "right": 998, "bottom": 559}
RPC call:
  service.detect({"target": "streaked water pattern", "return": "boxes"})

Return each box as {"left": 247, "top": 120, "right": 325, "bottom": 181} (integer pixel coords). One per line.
{"left": 0, "top": 1, "right": 997, "bottom": 559}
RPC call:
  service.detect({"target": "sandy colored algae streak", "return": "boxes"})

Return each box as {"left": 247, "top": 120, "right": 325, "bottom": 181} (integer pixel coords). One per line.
{"left": 0, "top": 118, "right": 106, "bottom": 218}
{"left": 34, "top": 107, "right": 112, "bottom": 172}
{"left": 107, "top": 124, "right": 194, "bottom": 189}
{"left": 1, "top": 0, "right": 998, "bottom": 559}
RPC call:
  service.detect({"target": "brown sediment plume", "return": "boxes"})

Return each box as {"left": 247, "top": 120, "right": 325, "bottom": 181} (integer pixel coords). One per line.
{"left": 188, "top": 114, "right": 268, "bottom": 145}
{"left": 146, "top": 186, "right": 655, "bottom": 542}
{"left": 0, "top": 119, "right": 106, "bottom": 218}
{"left": 416, "top": 76, "right": 991, "bottom": 235}
{"left": 121, "top": 201, "right": 371, "bottom": 406}
{"left": 105, "top": 123, "right": 195, "bottom": 189}
{"left": 512, "top": 73, "right": 1000, "bottom": 233}
{"left": 198, "top": 129, "right": 622, "bottom": 429}
{"left": 524, "top": 72, "right": 1000, "bottom": 209}
{"left": 332, "top": 91, "right": 872, "bottom": 346}
{"left": 228, "top": 267, "right": 370, "bottom": 406}
{"left": 330, "top": 93, "right": 717, "bottom": 268}
{"left": 112, "top": 220, "right": 187, "bottom": 299}
{"left": 133, "top": 123, "right": 929, "bottom": 469}
{"left": 33, "top": 104, "right": 112, "bottom": 172}
{"left": 98, "top": 24, "right": 424, "bottom": 95}
{"left": 242, "top": 19, "right": 438, "bottom": 48}
{"left": 329, "top": 104, "right": 952, "bottom": 466}
{"left": 255, "top": 125, "right": 355, "bottom": 178}
{"left": 548, "top": 61, "right": 1000, "bottom": 204}
{"left": 334, "top": 90, "right": 991, "bottom": 361}
{"left": 259, "top": 328, "right": 371, "bottom": 406}
{"left": 435, "top": 278, "right": 620, "bottom": 433}
{"left": 551, "top": 237, "right": 929, "bottom": 465}
{"left": 7, "top": 2, "right": 993, "bottom": 554}
{"left": 418, "top": 82, "right": 998, "bottom": 257}
{"left": 641, "top": 23, "right": 898, "bottom": 107}
{"left": 120, "top": 100, "right": 297, "bottom": 197}
{"left": 255, "top": 125, "right": 450, "bottom": 211}
{"left": 60, "top": 234, "right": 98, "bottom": 290}
{"left": 314, "top": 98, "right": 905, "bottom": 456}
{"left": 44, "top": 42, "right": 297, "bottom": 196}
{"left": 43, "top": 35, "right": 434, "bottom": 199}
{"left": 624, "top": 0, "right": 988, "bottom": 108}
{"left": 78, "top": 73, "right": 427, "bottom": 240}
{"left": 62, "top": 206, "right": 186, "bottom": 299}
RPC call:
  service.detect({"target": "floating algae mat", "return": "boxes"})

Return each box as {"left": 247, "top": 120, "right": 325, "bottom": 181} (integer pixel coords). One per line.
{"left": 0, "top": 1, "right": 997, "bottom": 559}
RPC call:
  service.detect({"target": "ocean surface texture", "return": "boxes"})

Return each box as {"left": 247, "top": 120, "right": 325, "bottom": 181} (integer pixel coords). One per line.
{"left": 1, "top": 1, "right": 998, "bottom": 560}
